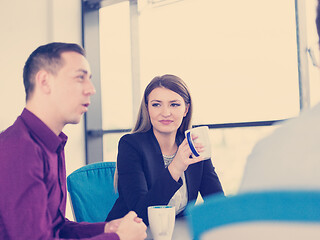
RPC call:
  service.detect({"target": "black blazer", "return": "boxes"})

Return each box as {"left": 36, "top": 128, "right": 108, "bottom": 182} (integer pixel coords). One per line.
{"left": 106, "top": 129, "right": 224, "bottom": 225}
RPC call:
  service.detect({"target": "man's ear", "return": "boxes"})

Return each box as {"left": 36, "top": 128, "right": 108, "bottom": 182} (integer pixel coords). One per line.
{"left": 34, "top": 70, "right": 51, "bottom": 95}
{"left": 184, "top": 103, "right": 190, "bottom": 117}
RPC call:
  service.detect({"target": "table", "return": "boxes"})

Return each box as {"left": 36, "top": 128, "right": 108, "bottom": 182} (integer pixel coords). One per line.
{"left": 146, "top": 218, "right": 192, "bottom": 240}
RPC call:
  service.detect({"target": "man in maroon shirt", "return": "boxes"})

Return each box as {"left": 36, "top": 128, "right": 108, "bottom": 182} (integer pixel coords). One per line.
{"left": 0, "top": 42, "right": 147, "bottom": 240}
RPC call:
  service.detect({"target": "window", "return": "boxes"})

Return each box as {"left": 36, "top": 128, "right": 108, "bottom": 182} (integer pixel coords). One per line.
{"left": 100, "top": 2, "right": 132, "bottom": 130}
{"left": 99, "top": 2, "right": 133, "bottom": 160}
{"left": 84, "top": 0, "right": 316, "bottom": 194}
{"left": 139, "top": 0, "right": 299, "bottom": 124}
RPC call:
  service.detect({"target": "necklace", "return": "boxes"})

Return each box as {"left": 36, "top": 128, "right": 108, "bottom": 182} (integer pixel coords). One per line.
{"left": 163, "top": 151, "right": 177, "bottom": 167}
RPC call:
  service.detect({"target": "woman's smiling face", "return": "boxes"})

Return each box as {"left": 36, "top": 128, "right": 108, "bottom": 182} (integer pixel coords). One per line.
{"left": 147, "top": 87, "right": 189, "bottom": 136}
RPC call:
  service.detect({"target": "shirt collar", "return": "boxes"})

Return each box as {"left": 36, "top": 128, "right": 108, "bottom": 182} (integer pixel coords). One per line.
{"left": 20, "top": 108, "right": 68, "bottom": 153}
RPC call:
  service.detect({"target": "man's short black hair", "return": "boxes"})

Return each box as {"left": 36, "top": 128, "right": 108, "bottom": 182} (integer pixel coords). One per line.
{"left": 23, "top": 42, "right": 86, "bottom": 101}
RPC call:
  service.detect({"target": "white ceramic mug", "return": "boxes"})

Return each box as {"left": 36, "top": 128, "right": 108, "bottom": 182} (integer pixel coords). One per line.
{"left": 148, "top": 206, "right": 175, "bottom": 240}
{"left": 185, "top": 126, "right": 211, "bottom": 160}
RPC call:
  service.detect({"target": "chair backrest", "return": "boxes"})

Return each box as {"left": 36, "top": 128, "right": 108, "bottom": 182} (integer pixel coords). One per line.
{"left": 67, "top": 161, "right": 118, "bottom": 223}
{"left": 186, "top": 191, "right": 320, "bottom": 240}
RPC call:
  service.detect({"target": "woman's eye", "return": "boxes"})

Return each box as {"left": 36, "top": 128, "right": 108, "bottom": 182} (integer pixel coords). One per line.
{"left": 171, "top": 103, "right": 181, "bottom": 107}
{"left": 152, "top": 103, "right": 160, "bottom": 107}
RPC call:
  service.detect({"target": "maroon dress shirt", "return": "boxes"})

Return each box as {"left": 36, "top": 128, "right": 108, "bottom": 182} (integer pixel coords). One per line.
{"left": 0, "top": 108, "right": 119, "bottom": 240}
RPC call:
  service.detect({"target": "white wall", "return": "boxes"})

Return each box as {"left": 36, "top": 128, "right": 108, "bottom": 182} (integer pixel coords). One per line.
{"left": 0, "top": 0, "right": 85, "bottom": 220}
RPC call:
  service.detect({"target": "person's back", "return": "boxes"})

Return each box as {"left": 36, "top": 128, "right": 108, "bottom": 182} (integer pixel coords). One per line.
{"left": 239, "top": 103, "right": 320, "bottom": 192}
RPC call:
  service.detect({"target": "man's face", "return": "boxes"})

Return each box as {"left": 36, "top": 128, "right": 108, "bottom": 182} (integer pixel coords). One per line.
{"left": 49, "top": 51, "right": 95, "bottom": 127}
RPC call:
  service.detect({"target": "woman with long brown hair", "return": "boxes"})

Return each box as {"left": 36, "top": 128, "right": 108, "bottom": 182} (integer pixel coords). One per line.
{"left": 106, "top": 74, "right": 223, "bottom": 225}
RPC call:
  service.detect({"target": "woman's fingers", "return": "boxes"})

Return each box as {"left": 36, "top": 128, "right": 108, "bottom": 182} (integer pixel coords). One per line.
{"left": 169, "top": 137, "right": 208, "bottom": 181}
{"left": 193, "top": 142, "right": 204, "bottom": 151}
{"left": 189, "top": 155, "right": 205, "bottom": 164}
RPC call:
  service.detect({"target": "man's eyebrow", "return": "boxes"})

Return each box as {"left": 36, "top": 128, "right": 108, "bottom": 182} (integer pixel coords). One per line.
{"left": 76, "top": 69, "right": 88, "bottom": 74}
{"left": 76, "top": 69, "right": 92, "bottom": 78}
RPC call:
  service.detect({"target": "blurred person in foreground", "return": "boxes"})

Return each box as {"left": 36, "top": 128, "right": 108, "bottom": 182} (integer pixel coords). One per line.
{"left": 0, "top": 42, "right": 147, "bottom": 240}
{"left": 239, "top": 1, "right": 320, "bottom": 193}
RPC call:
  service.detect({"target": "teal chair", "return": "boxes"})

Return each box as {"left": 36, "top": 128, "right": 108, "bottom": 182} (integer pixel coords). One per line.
{"left": 67, "top": 161, "right": 118, "bottom": 223}
{"left": 186, "top": 191, "right": 320, "bottom": 240}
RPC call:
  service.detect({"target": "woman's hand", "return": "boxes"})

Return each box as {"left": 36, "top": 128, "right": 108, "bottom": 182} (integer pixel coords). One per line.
{"left": 168, "top": 135, "right": 205, "bottom": 181}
